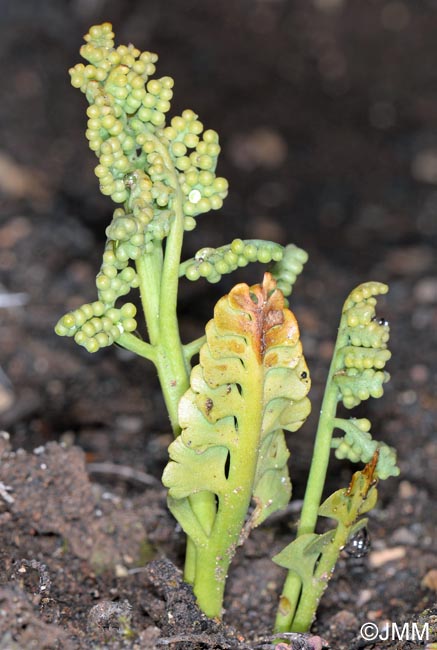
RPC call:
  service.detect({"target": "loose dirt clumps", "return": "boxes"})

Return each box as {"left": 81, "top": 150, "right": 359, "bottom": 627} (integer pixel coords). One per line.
{"left": 0, "top": 440, "right": 333, "bottom": 648}
{"left": 0, "top": 440, "right": 148, "bottom": 568}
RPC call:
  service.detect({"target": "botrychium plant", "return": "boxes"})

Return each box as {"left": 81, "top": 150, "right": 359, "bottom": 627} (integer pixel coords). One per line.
{"left": 56, "top": 23, "right": 400, "bottom": 636}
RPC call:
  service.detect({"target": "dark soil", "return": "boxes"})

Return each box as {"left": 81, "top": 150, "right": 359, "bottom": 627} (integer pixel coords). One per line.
{"left": 0, "top": 1, "right": 436, "bottom": 648}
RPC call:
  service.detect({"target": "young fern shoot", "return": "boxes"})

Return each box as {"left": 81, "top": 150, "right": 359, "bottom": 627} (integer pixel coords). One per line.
{"left": 274, "top": 282, "right": 399, "bottom": 634}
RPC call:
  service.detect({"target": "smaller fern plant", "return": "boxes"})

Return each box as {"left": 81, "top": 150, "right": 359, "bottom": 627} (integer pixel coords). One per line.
{"left": 56, "top": 23, "right": 399, "bottom": 635}
{"left": 273, "top": 281, "right": 398, "bottom": 634}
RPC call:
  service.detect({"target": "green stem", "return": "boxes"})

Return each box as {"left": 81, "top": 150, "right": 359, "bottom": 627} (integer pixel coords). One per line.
{"left": 133, "top": 133, "right": 191, "bottom": 434}
{"left": 274, "top": 573, "right": 302, "bottom": 633}
{"left": 296, "top": 387, "right": 339, "bottom": 537}
{"left": 143, "top": 134, "right": 216, "bottom": 583}
{"left": 274, "top": 380, "right": 339, "bottom": 632}
{"left": 184, "top": 491, "right": 217, "bottom": 585}
{"left": 117, "top": 331, "right": 156, "bottom": 362}
{"left": 136, "top": 242, "right": 162, "bottom": 336}
{"left": 136, "top": 242, "right": 189, "bottom": 428}
{"left": 193, "top": 481, "right": 255, "bottom": 617}
{"left": 193, "top": 537, "right": 227, "bottom": 618}
{"left": 155, "top": 186, "right": 190, "bottom": 433}
{"left": 290, "top": 524, "right": 348, "bottom": 632}
{"left": 183, "top": 335, "right": 206, "bottom": 364}
{"left": 275, "top": 315, "right": 349, "bottom": 633}
{"left": 192, "top": 361, "right": 264, "bottom": 617}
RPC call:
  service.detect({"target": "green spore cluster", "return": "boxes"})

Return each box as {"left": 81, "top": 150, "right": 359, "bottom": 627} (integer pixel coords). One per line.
{"left": 335, "top": 282, "right": 391, "bottom": 409}
{"left": 180, "top": 241, "right": 307, "bottom": 291}
{"left": 270, "top": 243, "right": 309, "bottom": 297}
{"left": 55, "top": 301, "right": 137, "bottom": 353}
{"left": 331, "top": 417, "right": 399, "bottom": 479}
{"left": 95, "top": 241, "right": 139, "bottom": 303}
{"left": 69, "top": 22, "right": 228, "bottom": 220}
{"left": 336, "top": 367, "right": 388, "bottom": 407}
{"left": 56, "top": 23, "right": 310, "bottom": 355}
{"left": 180, "top": 239, "right": 284, "bottom": 284}
{"left": 343, "top": 346, "right": 391, "bottom": 370}
{"left": 327, "top": 281, "right": 398, "bottom": 479}
{"left": 56, "top": 22, "right": 230, "bottom": 351}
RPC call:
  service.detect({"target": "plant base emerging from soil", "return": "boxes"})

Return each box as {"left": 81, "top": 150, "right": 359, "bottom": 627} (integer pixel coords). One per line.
{"left": 55, "top": 22, "right": 400, "bottom": 634}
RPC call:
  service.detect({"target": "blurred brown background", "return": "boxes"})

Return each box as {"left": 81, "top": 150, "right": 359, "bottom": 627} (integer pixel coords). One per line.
{"left": 0, "top": 0, "right": 436, "bottom": 491}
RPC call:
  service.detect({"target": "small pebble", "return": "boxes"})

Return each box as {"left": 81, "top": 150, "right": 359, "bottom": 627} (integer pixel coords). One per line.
{"left": 0, "top": 385, "right": 14, "bottom": 413}
{"left": 410, "top": 364, "right": 430, "bottom": 384}
{"left": 138, "top": 626, "right": 161, "bottom": 645}
{"left": 391, "top": 526, "right": 418, "bottom": 546}
{"left": 356, "top": 589, "right": 373, "bottom": 606}
{"left": 329, "top": 609, "right": 359, "bottom": 630}
{"left": 228, "top": 127, "right": 288, "bottom": 171}
{"left": 414, "top": 277, "right": 437, "bottom": 304}
{"left": 369, "top": 546, "right": 406, "bottom": 567}
{"left": 115, "top": 564, "right": 128, "bottom": 577}
{"left": 422, "top": 569, "right": 437, "bottom": 591}
{"left": 114, "top": 415, "right": 143, "bottom": 434}
{"left": 386, "top": 246, "right": 434, "bottom": 274}
{"left": 412, "top": 149, "right": 437, "bottom": 184}
{"left": 0, "top": 431, "right": 11, "bottom": 456}
{"left": 87, "top": 599, "right": 132, "bottom": 630}
{"left": 398, "top": 480, "right": 417, "bottom": 499}
{"left": 59, "top": 431, "right": 75, "bottom": 447}
{"left": 397, "top": 389, "right": 417, "bottom": 406}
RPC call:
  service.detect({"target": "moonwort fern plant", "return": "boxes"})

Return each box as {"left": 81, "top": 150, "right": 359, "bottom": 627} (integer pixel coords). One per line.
{"left": 56, "top": 23, "right": 400, "bottom": 635}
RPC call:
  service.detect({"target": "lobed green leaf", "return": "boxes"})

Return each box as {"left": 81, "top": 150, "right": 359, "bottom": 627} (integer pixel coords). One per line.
{"left": 163, "top": 273, "right": 311, "bottom": 545}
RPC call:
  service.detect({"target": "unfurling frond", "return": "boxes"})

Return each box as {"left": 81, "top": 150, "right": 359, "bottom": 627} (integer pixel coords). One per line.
{"left": 327, "top": 282, "right": 398, "bottom": 479}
